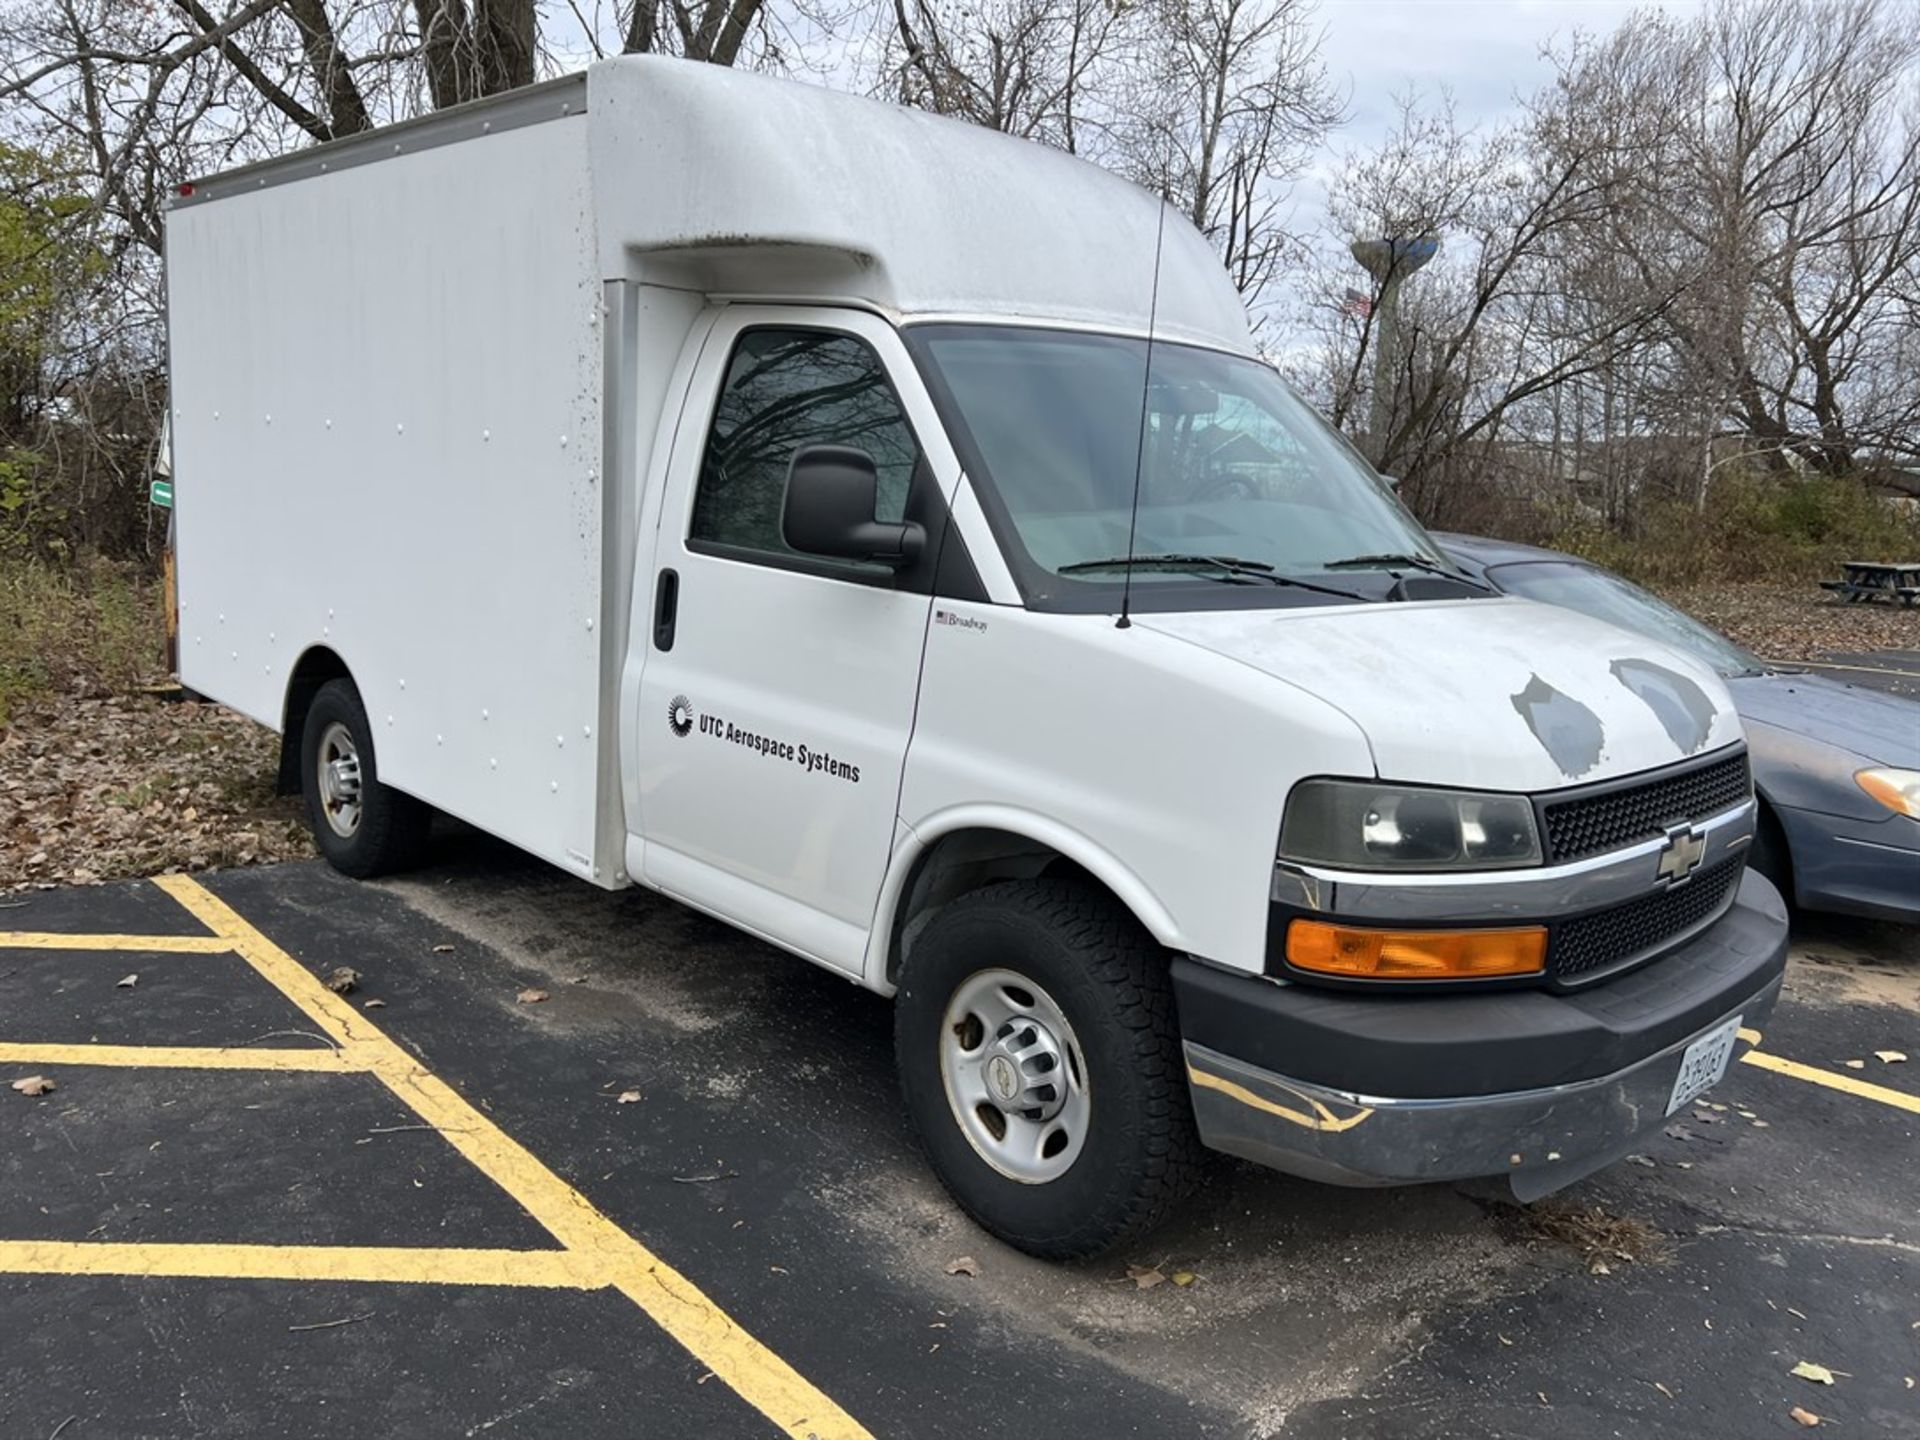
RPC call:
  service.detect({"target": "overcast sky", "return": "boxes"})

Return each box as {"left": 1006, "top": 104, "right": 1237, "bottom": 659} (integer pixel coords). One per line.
{"left": 1278, "top": 0, "right": 1704, "bottom": 299}
{"left": 1316, "top": 0, "right": 1702, "bottom": 144}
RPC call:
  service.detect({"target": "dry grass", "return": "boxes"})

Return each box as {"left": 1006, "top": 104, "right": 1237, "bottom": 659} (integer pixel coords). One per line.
{"left": 1507, "top": 1202, "right": 1671, "bottom": 1273}
{"left": 0, "top": 555, "right": 163, "bottom": 726}
{"left": 1658, "top": 582, "right": 1920, "bottom": 663}
{"left": 0, "top": 557, "right": 312, "bottom": 891}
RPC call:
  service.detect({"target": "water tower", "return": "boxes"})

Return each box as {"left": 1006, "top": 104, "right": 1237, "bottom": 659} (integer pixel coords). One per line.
{"left": 1350, "top": 235, "right": 1439, "bottom": 464}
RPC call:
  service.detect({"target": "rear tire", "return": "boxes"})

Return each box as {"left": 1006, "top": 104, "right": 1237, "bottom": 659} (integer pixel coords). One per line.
{"left": 894, "top": 879, "right": 1204, "bottom": 1260}
{"left": 299, "top": 678, "right": 431, "bottom": 878}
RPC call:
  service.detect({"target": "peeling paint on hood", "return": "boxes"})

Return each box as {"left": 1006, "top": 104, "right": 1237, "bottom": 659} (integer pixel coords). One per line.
{"left": 1611, "top": 657, "right": 1717, "bottom": 755}
{"left": 1510, "top": 675, "right": 1606, "bottom": 778}
{"left": 1140, "top": 597, "right": 1744, "bottom": 792}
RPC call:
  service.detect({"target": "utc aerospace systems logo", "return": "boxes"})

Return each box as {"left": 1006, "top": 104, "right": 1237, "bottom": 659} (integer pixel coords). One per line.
{"left": 667, "top": 695, "right": 694, "bottom": 738}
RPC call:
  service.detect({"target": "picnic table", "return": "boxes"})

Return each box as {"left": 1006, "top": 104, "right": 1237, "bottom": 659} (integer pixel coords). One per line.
{"left": 1820, "top": 560, "right": 1920, "bottom": 607}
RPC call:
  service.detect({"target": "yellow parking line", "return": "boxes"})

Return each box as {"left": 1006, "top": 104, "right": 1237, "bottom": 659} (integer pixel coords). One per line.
{"left": 1740, "top": 1050, "right": 1920, "bottom": 1114}
{"left": 0, "top": 1241, "right": 603, "bottom": 1288}
{"left": 0, "top": 932, "right": 230, "bottom": 953}
{"left": 1736, "top": 1026, "right": 1919, "bottom": 1113}
{"left": 0, "top": 1042, "right": 361, "bottom": 1073}
{"left": 1774, "top": 658, "right": 1919, "bottom": 680}
{"left": 152, "top": 874, "right": 871, "bottom": 1440}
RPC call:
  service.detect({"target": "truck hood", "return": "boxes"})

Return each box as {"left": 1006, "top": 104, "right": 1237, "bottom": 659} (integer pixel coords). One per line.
{"left": 1141, "top": 596, "right": 1743, "bottom": 792}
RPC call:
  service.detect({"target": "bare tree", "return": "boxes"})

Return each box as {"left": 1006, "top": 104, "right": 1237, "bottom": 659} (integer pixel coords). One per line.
{"left": 1292, "top": 0, "right": 1918, "bottom": 531}
{"left": 881, "top": 0, "right": 1122, "bottom": 148}
{"left": 1552, "top": 0, "right": 1920, "bottom": 502}
{"left": 1110, "top": 0, "right": 1341, "bottom": 311}
{"left": 1299, "top": 85, "right": 1673, "bottom": 520}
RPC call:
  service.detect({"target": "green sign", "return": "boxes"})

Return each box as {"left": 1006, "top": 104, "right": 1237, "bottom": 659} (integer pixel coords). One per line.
{"left": 150, "top": 478, "right": 173, "bottom": 509}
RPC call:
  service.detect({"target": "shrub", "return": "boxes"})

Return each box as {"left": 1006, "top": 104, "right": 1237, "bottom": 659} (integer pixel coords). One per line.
{"left": 1544, "top": 472, "right": 1920, "bottom": 586}
{"left": 0, "top": 555, "right": 163, "bottom": 726}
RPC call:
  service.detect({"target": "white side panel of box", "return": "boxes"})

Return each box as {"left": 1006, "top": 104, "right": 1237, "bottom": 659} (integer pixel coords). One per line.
{"left": 167, "top": 116, "right": 613, "bottom": 880}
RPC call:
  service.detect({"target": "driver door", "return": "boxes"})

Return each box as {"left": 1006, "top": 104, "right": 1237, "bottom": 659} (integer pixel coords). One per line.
{"left": 635, "top": 307, "right": 952, "bottom": 974}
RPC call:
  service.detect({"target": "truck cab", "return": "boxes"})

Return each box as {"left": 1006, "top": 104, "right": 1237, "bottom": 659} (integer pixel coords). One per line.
{"left": 163, "top": 56, "right": 1788, "bottom": 1259}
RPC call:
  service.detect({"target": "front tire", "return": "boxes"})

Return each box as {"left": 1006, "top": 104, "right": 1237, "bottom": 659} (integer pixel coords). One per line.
{"left": 894, "top": 879, "right": 1203, "bottom": 1260}
{"left": 299, "top": 678, "right": 430, "bottom": 878}
{"left": 1749, "top": 802, "right": 1794, "bottom": 909}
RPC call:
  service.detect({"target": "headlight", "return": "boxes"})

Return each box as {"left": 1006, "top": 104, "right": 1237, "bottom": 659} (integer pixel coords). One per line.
{"left": 1280, "top": 779, "right": 1542, "bottom": 871}
{"left": 1857, "top": 767, "right": 1920, "bottom": 819}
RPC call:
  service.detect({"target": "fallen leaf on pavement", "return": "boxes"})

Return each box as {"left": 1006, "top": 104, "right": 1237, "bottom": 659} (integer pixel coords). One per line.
{"left": 1791, "top": 1361, "right": 1843, "bottom": 1385}
{"left": 1875, "top": 1050, "right": 1907, "bottom": 1064}
{"left": 1125, "top": 1264, "right": 1166, "bottom": 1290}
{"left": 10, "top": 1076, "right": 55, "bottom": 1096}
{"left": 116, "top": 973, "right": 137, "bottom": 988}
{"left": 516, "top": 988, "right": 549, "bottom": 1004}
{"left": 1840, "top": 1059, "right": 1865, "bottom": 1070}
{"left": 1790, "top": 1406, "right": 1822, "bottom": 1428}
{"left": 616, "top": 1090, "right": 642, "bottom": 1104}
{"left": 1171, "top": 1271, "right": 1196, "bottom": 1287}
{"left": 944, "top": 1256, "right": 980, "bottom": 1277}
{"left": 324, "top": 966, "right": 359, "bottom": 994}
{"left": 364, "top": 998, "right": 387, "bottom": 1009}
{"left": 432, "top": 944, "right": 454, "bottom": 954}
{"left": 1652, "top": 1381, "right": 1674, "bottom": 1399}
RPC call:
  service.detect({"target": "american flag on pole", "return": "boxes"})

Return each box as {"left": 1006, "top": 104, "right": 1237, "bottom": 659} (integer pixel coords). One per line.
{"left": 1341, "top": 287, "right": 1374, "bottom": 320}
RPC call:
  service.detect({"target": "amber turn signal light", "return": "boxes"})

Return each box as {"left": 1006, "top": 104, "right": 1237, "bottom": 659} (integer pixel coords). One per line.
{"left": 1286, "top": 919, "right": 1547, "bottom": 979}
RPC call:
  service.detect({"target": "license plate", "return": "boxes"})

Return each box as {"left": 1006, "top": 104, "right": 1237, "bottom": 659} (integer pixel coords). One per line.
{"left": 1666, "top": 1014, "right": 1743, "bottom": 1116}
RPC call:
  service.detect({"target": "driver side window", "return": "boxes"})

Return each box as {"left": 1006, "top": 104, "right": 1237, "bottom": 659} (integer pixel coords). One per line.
{"left": 691, "top": 329, "right": 920, "bottom": 562}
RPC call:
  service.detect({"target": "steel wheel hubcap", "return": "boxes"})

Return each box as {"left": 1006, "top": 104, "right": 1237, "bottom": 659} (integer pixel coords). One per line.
{"left": 939, "top": 968, "right": 1089, "bottom": 1184}
{"left": 316, "top": 721, "right": 363, "bottom": 839}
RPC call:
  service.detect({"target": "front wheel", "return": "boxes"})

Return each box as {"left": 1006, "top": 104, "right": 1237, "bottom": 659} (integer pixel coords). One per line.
{"left": 299, "top": 678, "right": 431, "bottom": 878}
{"left": 1749, "top": 802, "right": 1794, "bottom": 909}
{"left": 894, "top": 879, "right": 1203, "bottom": 1260}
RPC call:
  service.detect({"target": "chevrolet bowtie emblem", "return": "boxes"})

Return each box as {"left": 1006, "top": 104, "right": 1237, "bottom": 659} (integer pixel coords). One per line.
{"left": 1656, "top": 823, "right": 1708, "bottom": 886}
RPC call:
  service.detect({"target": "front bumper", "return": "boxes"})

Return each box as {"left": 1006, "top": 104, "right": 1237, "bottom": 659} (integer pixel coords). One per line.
{"left": 1176, "top": 870, "right": 1789, "bottom": 1200}
{"left": 1776, "top": 802, "right": 1920, "bottom": 923}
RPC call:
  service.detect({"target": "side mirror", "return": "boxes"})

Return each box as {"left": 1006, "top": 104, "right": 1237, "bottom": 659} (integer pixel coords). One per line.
{"left": 1378, "top": 473, "right": 1403, "bottom": 491}
{"left": 782, "top": 445, "right": 924, "bottom": 568}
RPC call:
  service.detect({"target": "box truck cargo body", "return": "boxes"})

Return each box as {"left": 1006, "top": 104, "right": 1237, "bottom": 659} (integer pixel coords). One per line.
{"left": 165, "top": 56, "right": 1789, "bottom": 1257}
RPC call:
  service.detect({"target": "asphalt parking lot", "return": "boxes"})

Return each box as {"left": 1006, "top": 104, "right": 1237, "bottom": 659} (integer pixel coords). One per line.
{"left": 1803, "top": 649, "right": 1920, "bottom": 701}
{"left": 3, "top": 842, "right": 1915, "bottom": 1440}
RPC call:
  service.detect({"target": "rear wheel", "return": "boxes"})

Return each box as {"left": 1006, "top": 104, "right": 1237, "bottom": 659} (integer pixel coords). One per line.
{"left": 894, "top": 879, "right": 1203, "bottom": 1260}
{"left": 300, "top": 678, "right": 430, "bottom": 878}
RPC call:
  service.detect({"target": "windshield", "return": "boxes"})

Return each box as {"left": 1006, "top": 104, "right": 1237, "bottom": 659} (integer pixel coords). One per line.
{"left": 1488, "top": 561, "right": 1768, "bottom": 677}
{"left": 907, "top": 325, "right": 1455, "bottom": 610}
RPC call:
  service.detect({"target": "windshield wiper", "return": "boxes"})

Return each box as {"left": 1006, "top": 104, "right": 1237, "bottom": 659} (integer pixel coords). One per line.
{"left": 1058, "top": 553, "right": 1372, "bottom": 602}
{"left": 1060, "top": 552, "right": 1273, "bottom": 577}
{"left": 1323, "top": 552, "right": 1492, "bottom": 590}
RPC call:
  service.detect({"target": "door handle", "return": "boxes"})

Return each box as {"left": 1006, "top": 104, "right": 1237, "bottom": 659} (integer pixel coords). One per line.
{"left": 653, "top": 568, "right": 679, "bottom": 652}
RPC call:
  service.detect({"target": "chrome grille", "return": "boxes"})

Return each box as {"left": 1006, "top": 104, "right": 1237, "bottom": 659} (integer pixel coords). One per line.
{"left": 1542, "top": 752, "right": 1751, "bottom": 864}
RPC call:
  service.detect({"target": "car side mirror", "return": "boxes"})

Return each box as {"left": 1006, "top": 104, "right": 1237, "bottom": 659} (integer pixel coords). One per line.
{"left": 1378, "top": 473, "right": 1402, "bottom": 491}
{"left": 782, "top": 445, "right": 924, "bottom": 568}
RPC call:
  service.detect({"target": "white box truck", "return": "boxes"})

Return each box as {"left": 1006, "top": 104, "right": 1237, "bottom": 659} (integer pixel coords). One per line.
{"left": 164, "top": 56, "right": 1788, "bottom": 1259}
